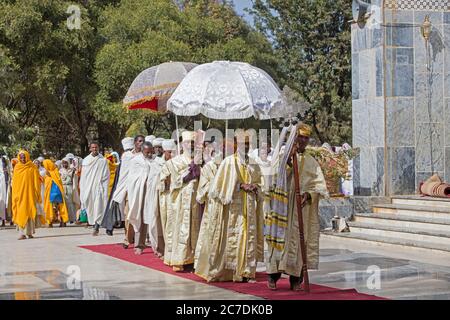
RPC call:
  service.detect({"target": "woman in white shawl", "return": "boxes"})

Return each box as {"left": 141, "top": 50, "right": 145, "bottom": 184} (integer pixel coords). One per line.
{"left": 33, "top": 158, "right": 47, "bottom": 227}
{"left": 60, "top": 157, "right": 77, "bottom": 222}
{"left": 0, "top": 156, "right": 7, "bottom": 226}
{"left": 71, "top": 157, "right": 82, "bottom": 211}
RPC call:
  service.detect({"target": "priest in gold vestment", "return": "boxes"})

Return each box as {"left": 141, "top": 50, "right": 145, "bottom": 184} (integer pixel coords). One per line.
{"left": 162, "top": 131, "right": 202, "bottom": 272}
{"left": 195, "top": 131, "right": 264, "bottom": 282}
{"left": 265, "top": 124, "right": 328, "bottom": 290}
{"left": 193, "top": 142, "right": 222, "bottom": 269}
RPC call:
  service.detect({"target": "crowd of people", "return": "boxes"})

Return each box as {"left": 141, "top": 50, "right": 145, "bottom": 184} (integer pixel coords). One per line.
{"left": 0, "top": 124, "right": 329, "bottom": 290}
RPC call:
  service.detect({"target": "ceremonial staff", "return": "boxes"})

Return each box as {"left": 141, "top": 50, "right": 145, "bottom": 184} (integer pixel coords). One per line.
{"left": 291, "top": 141, "right": 310, "bottom": 293}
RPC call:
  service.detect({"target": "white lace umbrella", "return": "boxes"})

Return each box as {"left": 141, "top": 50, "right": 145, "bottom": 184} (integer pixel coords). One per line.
{"left": 123, "top": 61, "right": 198, "bottom": 112}
{"left": 167, "top": 61, "right": 288, "bottom": 120}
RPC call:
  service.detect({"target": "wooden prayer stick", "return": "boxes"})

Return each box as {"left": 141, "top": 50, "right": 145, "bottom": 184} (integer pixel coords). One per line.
{"left": 292, "top": 152, "right": 310, "bottom": 293}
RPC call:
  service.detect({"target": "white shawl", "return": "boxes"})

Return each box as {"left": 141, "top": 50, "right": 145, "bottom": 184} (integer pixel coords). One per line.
{"left": 144, "top": 158, "right": 164, "bottom": 249}
{"left": 126, "top": 154, "right": 162, "bottom": 233}
{"left": 80, "top": 154, "right": 110, "bottom": 225}
{"left": 0, "top": 161, "right": 6, "bottom": 220}
{"left": 112, "top": 150, "right": 137, "bottom": 204}
{"left": 126, "top": 153, "right": 149, "bottom": 232}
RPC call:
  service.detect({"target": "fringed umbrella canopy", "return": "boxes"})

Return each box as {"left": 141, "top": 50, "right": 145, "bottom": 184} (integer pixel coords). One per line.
{"left": 124, "top": 61, "right": 198, "bottom": 112}
{"left": 167, "top": 61, "right": 288, "bottom": 120}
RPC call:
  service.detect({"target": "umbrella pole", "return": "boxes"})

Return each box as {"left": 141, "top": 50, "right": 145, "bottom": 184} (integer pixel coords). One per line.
{"left": 270, "top": 119, "right": 273, "bottom": 145}
{"left": 175, "top": 114, "right": 180, "bottom": 155}
{"left": 225, "top": 119, "right": 228, "bottom": 139}
{"left": 292, "top": 151, "right": 310, "bottom": 293}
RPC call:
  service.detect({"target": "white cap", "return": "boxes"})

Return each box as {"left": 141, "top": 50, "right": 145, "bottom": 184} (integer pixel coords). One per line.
{"left": 162, "top": 139, "right": 176, "bottom": 151}
{"left": 153, "top": 137, "right": 164, "bottom": 147}
{"left": 145, "top": 135, "right": 156, "bottom": 143}
{"left": 121, "top": 137, "right": 134, "bottom": 150}
{"left": 62, "top": 157, "right": 70, "bottom": 163}
{"left": 65, "top": 153, "right": 75, "bottom": 159}
{"left": 37, "top": 156, "right": 45, "bottom": 162}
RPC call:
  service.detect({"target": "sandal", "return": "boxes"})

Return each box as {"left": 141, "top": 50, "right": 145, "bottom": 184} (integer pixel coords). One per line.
{"left": 18, "top": 235, "right": 27, "bottom": 240}
{"left": 172, "top": 265, "right": 184, "bottom": 272}
{"left": 267, "top": 278, "right": 277, "bottom": 290}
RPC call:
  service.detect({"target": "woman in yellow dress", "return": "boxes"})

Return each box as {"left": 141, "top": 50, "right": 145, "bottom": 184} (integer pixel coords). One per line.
{"left": 42, "top": 159, "right": 69, "bottom": 227}
{"left": 11, "top": 150, "right": 41, "bottom": 240}
{"left": 105, "top": 152, "right": 120, "bottom": 197}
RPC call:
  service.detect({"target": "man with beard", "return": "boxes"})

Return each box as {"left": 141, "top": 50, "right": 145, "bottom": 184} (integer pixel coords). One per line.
{"left": 162, "top": 131, "right": 202, "bottom": 272}
{"left": 111, "top": 136, "right": 144, "bottom": 246}
{"left": 126, "top": 142, "right": 161, "bottom": 255}
{"left": 79, "top": 142, "right": 110, "bottom": 236}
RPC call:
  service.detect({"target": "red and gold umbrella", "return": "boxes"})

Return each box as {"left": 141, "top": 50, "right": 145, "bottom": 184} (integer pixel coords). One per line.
{"left": 123, "top": 61, "right": 198, "bottom": 112}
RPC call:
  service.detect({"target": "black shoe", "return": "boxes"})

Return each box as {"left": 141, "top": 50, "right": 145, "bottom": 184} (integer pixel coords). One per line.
{"left": 267, "top": 277, "right": 277, "bottom": 290}
{"left": 289, "top": 275, "right": 304, "bottom": 291}
{"left": 106, "top": 230, "right": 113, "bottom": 236}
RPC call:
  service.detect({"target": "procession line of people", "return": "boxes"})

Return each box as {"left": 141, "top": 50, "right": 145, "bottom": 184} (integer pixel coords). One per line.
{"left": 1, "top": 123, "right": 328, "bottom": 291}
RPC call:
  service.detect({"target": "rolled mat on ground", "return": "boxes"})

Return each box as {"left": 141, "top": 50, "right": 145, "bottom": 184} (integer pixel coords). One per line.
{"left": 419, "top": 174, "right": 450, "bottom": 198}
{"left": 79, "top": 244, "right": 386, "bottom": 300}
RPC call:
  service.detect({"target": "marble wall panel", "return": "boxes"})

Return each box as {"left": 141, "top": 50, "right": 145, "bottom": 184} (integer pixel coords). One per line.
{"left": 386, "top": 97, "right": 415, "bottom": 147}
{"left": 368, "top": 99, "right": 385, "bottom": 147}
{"left": 444, "top": 98, "right": 450, "bottom": 145}
{"left": 353, "top": 53, "right": 359, "bottom": 99}
{"left": 388, "top": 147, "right": 416, "bottom": 194}
{"left": 416, "top": 122, "right": 444, "bottom": 172}
{"left": 415, "top": 72, "right": 444, "bottom": 123}
{"left": 443, "top": 24, "right": 450, "bottom": 96}
{"left": 386, "top": 23, "right": 414, "bottom": 47}
{"left": 352, "top": 99, "right": 370, "bottom": 147}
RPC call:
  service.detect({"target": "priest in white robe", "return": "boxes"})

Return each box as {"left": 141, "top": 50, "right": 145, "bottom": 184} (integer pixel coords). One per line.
{"left": 193, "top": 143, "right": 222, "bottom": 269}
{"left": 79, "top": 142, "right": 110, "bottom": 236}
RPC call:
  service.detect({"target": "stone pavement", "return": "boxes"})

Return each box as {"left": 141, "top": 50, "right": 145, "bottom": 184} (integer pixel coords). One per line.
{"left": 0, "top": 225, "right": 449, "bottom": 300}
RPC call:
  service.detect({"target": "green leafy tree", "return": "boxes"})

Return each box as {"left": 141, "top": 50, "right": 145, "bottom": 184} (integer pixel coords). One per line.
{"left": 94, "top": 0, "right": 279, "bottom": 143}
{"left": 0, "top": 0, "right": 117, "bottom": 157}
{"left": 0, "top": 0, "right": 279, "bottom": 157}
{"left": 251, "top": 0, "right": 352, "bottom": 145}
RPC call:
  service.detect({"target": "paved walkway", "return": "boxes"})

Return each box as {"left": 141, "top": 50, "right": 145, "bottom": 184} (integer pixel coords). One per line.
{"left": 0, "top": 225, "right": 449, "bottom": 300}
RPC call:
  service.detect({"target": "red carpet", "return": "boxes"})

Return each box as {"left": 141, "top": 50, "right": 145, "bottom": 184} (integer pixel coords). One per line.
{"left": 80, "top": 243, "right": 386, "bottom": 300}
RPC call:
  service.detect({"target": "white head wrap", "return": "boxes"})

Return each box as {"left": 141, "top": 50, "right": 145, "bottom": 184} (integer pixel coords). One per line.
{"left": 152, "top": 138, "right": 164, "bottom": 147}
{"left": 145, "top": 135, "right": 156, "bottom": 143}
{"left": 162, "top": 139, "right": 176, "bottom": 151}
{"left": 121, "top": 137, "right": 134, "bottom": 150}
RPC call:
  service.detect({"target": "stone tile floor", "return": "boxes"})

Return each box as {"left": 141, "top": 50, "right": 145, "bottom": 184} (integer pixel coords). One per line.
{"left": 0, "top": 225, "right": 449, "bottom": 300}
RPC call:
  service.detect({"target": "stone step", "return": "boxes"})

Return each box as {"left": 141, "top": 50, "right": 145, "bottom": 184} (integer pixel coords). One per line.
{"left": 372, "top": 204, "right": 450, "bottom": 221}
{"left": 354, "top": 213, "right": 450, "bottom": 233}
{"left": 391, "top": 195, "right": 450, "bottom": 208}
{"left": 321, "top": 231, "right": 450, "bottom": 254}
{"left": 348, "top": 221, "right": 450, "bottom": 246}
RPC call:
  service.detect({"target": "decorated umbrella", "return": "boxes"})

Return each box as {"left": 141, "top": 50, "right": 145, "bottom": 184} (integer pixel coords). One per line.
{"left": 167, "top": 60, "right": 288, "bottom": 120}
{"left": 123, "top": 61, "right": 198, "bottom": 112}
{"left": 167, "top": 60, "right": 290, "bottom": 150}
